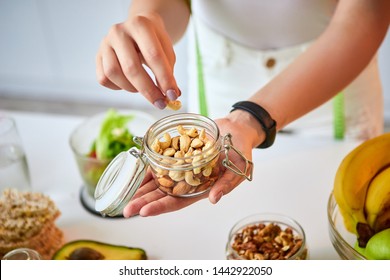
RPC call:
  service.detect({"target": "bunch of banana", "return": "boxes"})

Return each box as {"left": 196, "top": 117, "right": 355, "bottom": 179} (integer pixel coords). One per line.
{"left": 333, "top": 132, "right": 390, "bottom": 247}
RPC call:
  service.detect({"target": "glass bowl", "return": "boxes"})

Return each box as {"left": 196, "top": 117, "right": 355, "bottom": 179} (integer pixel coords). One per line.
{"left": 327, "top": 192, "right": 366, "bottom": 259}
{"left": 2, "top": 248, "right": 42, "bottom": 260}
{"left": 226, "top": 213, "right": 308, "bottom": 260}
{"left": 69, "top": 110, "right": 155, "bottom": 214}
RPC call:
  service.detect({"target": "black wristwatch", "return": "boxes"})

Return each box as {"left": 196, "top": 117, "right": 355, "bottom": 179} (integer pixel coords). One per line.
{"left": 231, "top": 101, "right": 277, "bottom": 148}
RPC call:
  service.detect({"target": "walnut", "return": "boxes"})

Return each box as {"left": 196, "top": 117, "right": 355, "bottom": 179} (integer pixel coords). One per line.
{"left": 230, "top": 222, "right": 307, "bottom": 260}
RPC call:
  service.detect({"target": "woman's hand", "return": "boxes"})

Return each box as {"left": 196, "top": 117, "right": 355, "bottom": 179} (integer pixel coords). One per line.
{"left": 96, "top": 12, "right": 181, "bottom": 109}
{"left": 123, "top": 110, "right": 264, "bottom": 217}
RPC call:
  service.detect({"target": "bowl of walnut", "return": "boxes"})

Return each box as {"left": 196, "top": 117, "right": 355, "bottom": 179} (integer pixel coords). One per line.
{"left": 226, "top": 213, "right": 308, "bottom": 260}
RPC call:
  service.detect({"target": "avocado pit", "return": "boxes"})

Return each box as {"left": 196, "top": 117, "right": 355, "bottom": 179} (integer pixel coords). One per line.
{"left": 67, "top": 247, "right": 105, "bottom": 260}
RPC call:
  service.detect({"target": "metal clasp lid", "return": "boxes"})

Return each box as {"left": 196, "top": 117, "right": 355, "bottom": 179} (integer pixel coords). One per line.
{"left": 221, "top": 133, "right": 253, "bottom": 181}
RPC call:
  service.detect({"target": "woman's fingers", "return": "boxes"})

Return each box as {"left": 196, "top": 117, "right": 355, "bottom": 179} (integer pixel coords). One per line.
{"left": 138, "top": 192, "right": 208, "bottom": 217}
{"left": 208, "top": 118, "right": 254, "bottom": 204}
{"left": 98, "top": 43, "right": 138, "bottom": 92}
{"left": 97, "top": 17, "right": 180, "bottom": 108}
{"left": 96, "top": 47, "right": 123, "bottom": 91}
{"left": 128, "top": 17, "right": 180, "bottom": 102}
{"left": 123, "top": 180, "right": 208, "bottom": 217}
{"left": 131, "top": 174, "right": 157, "bottom": 200}
{"left": 208, "top": 170, "right": 245, "bottom": 204}
{"left": 111, "top": 34, "right": 167, "bottom": 107}
{"left": 123, "top": 187, "right": 166, "bottom": 218}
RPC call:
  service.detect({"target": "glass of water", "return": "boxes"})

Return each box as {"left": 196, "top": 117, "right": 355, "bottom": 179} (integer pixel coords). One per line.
{"left": 0, "top": 116, "right": 31, "bottom": 192}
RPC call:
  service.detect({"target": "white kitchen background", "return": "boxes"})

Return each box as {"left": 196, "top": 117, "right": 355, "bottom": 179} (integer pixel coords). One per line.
{"left": 0, "top": 0, "right": 389, "bottom": 121}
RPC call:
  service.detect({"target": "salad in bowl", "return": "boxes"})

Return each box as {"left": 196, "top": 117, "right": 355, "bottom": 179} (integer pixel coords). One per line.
{"left": 69, "top": 109, "right": 155, "bottom": 211}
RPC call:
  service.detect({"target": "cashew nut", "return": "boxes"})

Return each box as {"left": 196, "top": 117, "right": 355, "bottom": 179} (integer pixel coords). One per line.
{"left": 180, "top": 134, "right": 191, "bottom": 153}
{"left": 191, "top": 138, "right": 204, "bottom": 149}
{"left": 171, "top": 136, "right": 180, "bottom": 150}
{"left": 163, "top": 147, "right": 176, "bottom": 157}
{"left": 184, "top": 147, "right": 194, "bottom": 163}
{"left": 169, "top": 170, "right": 185, "bottom": 182}
{"left": 186, "top": 127, "right": 199, "bottom": 138}
{"left": 192, "top": 150, "right": 203, "bottom": 174}
{"left": 154, "top": 166, "right": 168, "bottom": 176}
{"left": 159, "top": 132, "right": 172, "bottom": 150}
{"left": 174, "top": 150, "right": 185, "bottom": 165}
{"left": 167, "top": 100, "right": 182, "bottom": 111}
{"left": 151, "top": 139, "right": 161, "bottom": 154}
{"left": 177, "top": 125, "right": 187, "bottom": 135}
{"left": 185, "top": 171, "right": 201, "bottom": 186}
{"left": 199, "top": 128, "right": 207, "bottom": 141}
{"left": 203, "top": 140, "right": 216, "bottom": 156}
{"left": 174, "top": 150, "right": 185, "bottom": 158}
{"left": 202, "top": 165, "right": 213, "bottom": 177}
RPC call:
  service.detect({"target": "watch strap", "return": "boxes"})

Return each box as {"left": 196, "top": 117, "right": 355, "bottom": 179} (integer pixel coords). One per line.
{"left": 231, "top": 101, "right": 277, "bottom": 148}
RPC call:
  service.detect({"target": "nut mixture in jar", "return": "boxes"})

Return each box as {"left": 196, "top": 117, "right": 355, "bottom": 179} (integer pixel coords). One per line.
{"left": 229, "top": 222, "right": 308, "bottom": 260}
{"left": 148, "top": 125, "right": 222, "bottom": 197}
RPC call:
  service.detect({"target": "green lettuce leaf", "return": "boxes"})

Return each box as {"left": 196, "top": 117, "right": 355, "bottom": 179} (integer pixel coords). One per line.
{"left": 93, "top": 109, "right": 139, "bottom": 160}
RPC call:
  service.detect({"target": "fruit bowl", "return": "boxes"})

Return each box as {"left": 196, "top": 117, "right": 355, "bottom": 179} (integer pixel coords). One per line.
{"left": 327, "top": 192, "right": 366, "bottom": 259}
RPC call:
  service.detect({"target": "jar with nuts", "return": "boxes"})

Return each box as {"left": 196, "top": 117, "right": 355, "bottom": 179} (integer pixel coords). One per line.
{"left": 94, "top": 113, "right": 253, "bottom": 217}
{"left": 226, "top": 213, "right": 309, "bottom": 260}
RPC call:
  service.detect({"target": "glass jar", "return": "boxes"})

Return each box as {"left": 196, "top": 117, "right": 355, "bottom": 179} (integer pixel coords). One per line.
{"left": 94, "top": 113, "right": 253, "bottom": 217}
{"left": 226, "top": 213, "right": 308, "bottom": 260}
{"left": 144, "top": 112, "right": 223, "bottom": 197}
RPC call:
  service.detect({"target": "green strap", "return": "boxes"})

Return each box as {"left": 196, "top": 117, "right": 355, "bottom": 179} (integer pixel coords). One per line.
{"left": 333, "top": 92, "right": 345, "bottom": 140}
{"left": 194, "top": 27, "right": 208, "bottom": 116}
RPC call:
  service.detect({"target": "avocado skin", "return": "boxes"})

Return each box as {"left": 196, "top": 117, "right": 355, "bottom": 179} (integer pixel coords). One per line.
{"left": 52, "top": 240, "right": 147, "bottom": 260}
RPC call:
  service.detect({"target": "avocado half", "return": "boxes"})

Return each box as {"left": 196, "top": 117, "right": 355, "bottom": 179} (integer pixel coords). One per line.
{"left": 52, "top": 240, "right": 147, "bottom": 260}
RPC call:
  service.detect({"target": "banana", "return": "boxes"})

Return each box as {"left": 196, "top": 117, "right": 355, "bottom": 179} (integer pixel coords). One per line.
{"left": 333, "top": 142, "right": 366, "bottom": 233}
{"left": 373, "top": 210, "right": 390, "bottom": 234}
{"left": 333, "top": 132, "right": 390, "bottom": 234}
{"left": 338, "top": 205, "right": 357, "bottom": 233}
{"left": 364, "top": 166, "right": 390, "bottom": 232}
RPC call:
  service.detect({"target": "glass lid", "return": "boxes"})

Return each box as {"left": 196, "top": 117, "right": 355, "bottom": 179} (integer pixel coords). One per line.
{"left": 94, "top": 148, "right": 147, "bottom": 217}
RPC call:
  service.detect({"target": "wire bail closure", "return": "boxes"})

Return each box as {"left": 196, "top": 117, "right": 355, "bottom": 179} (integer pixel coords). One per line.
{"left": 222, "top": 133, "right": 253, "bottom": 181}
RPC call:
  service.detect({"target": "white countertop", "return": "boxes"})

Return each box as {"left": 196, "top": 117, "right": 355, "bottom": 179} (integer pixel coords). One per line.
{"left": 1, "top": 109, "right": 361, "bottom": 260}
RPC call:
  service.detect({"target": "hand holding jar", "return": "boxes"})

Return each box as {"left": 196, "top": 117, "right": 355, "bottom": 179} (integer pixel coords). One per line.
{"left": 95, "top": 111, "right": 262, "bottom": 217}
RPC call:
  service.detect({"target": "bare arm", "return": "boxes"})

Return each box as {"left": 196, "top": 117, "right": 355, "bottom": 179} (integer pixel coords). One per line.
{"left": 252, "top": 0, "right": 389, "bottom": 132}
{"left": 129, "top": 0, "right": 191, "bottom": 43}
